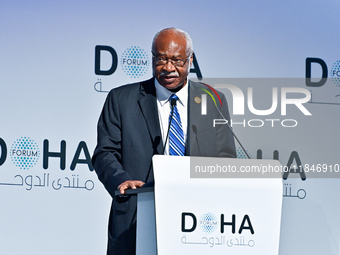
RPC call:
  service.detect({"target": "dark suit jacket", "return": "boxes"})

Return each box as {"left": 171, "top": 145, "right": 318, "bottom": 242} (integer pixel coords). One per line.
{"left": 92, "top": 78, "right": 236, "bottom": 255}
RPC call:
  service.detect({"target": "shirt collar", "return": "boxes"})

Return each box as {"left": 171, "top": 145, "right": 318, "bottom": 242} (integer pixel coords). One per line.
{"left": 154, "top": 78, "right": 189, "bottom": 107}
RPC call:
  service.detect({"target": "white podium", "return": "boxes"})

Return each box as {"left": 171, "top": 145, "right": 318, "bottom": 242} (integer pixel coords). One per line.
{"left": 120, "top": 156, "right": 283, "bottom": 255}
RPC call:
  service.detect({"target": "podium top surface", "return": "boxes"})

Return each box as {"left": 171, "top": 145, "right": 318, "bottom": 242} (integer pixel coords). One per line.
{"left": 114, "top": 186, "right": 154, "bottom": 196}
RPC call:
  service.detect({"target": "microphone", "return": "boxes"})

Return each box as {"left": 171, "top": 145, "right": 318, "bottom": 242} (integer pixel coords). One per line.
{"left": 212, "top": 103, "right": 251, "bottom": 159}
{"left": 170, "top": 98, "right": 177, "bottom": 107}
{"left": 198, "top": 82, "right": 250, "bottom": 158}
{"left": 162, "top": 97, "right": 177, "bottom": 154}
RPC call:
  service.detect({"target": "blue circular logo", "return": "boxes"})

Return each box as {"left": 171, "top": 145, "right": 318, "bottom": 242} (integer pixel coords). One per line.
{"left": 330, "top": 60, "right": 340, "bottom": 87}
{"left": 11, "top": 137, "right": 40, "bottom": 169}
{"left": 200, "top": 212, "right": 218, "bottom": 233}
{"left": 121, "top": 46, "right": 150, "bottom": 78}
{"left": 237, "top": 147, "right": 251, "bottom": 159}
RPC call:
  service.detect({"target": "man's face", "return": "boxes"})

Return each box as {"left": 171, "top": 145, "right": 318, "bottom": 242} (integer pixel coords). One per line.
{"left": 152, "top": 31, "right": 193, "bottom": 91}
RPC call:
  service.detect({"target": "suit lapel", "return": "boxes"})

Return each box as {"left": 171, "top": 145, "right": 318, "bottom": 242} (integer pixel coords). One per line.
{"left": 186, "top": 80, "right": 202, "bottom": 155}
{"left": 137, "top": 79, "right": 202, "bottom": 156}
{"left": 138, "top": 79, "right": 164, "bottom": 154}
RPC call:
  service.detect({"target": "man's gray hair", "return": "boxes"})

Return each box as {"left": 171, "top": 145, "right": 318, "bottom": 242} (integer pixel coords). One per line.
{"left": 152, "top": 27, "right": 193, "bottom": 55}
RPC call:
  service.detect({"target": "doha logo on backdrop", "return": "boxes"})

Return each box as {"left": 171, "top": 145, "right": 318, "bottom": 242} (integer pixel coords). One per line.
{"left": 306, "top": 57, "right": 340, "bottom": 87}
{"left": 94, "top": 45, "right": 203, "bottom": 92}
{"left": 95, "top": 45, "right": 150, "bottom": 78}
{"left": 0, "top": 137, "right": 93, "bottom": 171}
{"left": 0, "top": 137, "right": 95, "bottom": 191}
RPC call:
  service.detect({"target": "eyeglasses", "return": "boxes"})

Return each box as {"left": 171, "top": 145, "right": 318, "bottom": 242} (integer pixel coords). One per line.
{"left": 152, "top": 53, "right": 192, "bottom": 67}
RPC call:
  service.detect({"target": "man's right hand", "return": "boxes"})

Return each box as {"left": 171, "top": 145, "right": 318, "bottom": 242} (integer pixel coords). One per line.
{"left": 117, "top": 180, "right": 145, "bottom": 194}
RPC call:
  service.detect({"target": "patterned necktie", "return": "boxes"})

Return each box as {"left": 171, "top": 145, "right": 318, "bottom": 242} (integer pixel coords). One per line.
{"left": 169, "top": 94, "right": 185, "bottom": 156}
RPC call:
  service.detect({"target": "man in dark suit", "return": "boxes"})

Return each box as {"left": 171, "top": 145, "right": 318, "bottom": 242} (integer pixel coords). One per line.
{"left": 92, "top": 27, "right": 236, "bottom": 255}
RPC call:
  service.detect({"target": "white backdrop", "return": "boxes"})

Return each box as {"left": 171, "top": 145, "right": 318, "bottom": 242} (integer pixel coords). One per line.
{"left": 1, "top": 0, "right": 339, "bottom": 254}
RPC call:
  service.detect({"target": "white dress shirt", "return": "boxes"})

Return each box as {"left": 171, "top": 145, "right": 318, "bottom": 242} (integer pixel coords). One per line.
{"left": 154, "top": 78, "right": 188, "bottom": 155}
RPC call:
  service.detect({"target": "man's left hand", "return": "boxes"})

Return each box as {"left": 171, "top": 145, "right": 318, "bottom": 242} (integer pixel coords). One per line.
{"left": 117, "top": 180, "right": 145, "bottom": 194}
